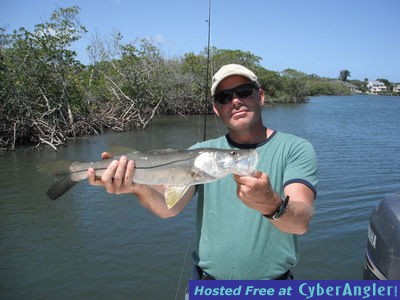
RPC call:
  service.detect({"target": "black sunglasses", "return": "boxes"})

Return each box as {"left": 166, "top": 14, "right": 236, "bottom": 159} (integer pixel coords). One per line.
{"left": 214, "top": 83, "right": 259, "bottom": 104}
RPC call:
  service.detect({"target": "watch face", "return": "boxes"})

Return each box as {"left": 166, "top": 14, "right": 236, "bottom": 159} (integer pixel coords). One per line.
{"left": 272, "top": 210, "right": 282, "bottom": 220}
{"left": 273, "top": 196, "right": 289, "bottom": 220}
{"left": 264, "top": 196, "right": 289, "bottom": 220}
{"left": 273, "top": 207, "right": 285, "bottom": 220}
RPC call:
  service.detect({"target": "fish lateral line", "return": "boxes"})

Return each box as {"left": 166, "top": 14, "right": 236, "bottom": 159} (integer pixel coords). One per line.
{"left": 65, "top": 156, "right": 194, "bottom": 174}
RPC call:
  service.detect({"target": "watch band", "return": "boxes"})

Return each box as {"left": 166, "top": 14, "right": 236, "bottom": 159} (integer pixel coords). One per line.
{"left": 263, "top": 195, "right": 290, "bottom": 220}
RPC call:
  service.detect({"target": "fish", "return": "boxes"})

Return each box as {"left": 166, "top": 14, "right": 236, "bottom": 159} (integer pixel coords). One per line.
{"left": 38, "top": 147, "right": 259, "bottom": 209}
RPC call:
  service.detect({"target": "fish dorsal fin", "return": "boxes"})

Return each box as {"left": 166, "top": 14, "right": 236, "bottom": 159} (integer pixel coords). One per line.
{"left": 107, "top": 144, "right": 136, "bottom": 156}
{"left": 146, "top": 148, "right": 178, "bottom": 154}
{"left": 37, "top": 160, "right": 73, "bottom": 176}
{"left": 165, "top": 185, "right": 190, "bottom": 209}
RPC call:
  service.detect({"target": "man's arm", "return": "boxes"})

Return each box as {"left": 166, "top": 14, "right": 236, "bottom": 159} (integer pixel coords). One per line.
{"left": 87, "top": 155, "right": 195, "bottom": 218}
{"left": 270, "top": 182, "right": 314, "bottom": 234}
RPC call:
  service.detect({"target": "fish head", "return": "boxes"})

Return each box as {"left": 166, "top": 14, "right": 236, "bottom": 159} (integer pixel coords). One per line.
{"left": 220, "top": 148, "right": 258, "bottom": 176}
{"left": 193, "top": 148, "right": 258, "bottom": 178}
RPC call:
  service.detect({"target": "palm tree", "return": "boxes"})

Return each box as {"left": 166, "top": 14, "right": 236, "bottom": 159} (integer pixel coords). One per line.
{"left": 339, "top": 70, "right": 351, "bottom": 82}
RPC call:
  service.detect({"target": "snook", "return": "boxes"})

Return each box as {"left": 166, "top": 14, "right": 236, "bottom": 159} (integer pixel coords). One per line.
{"left": 38, "top": 148, "right": 258, "bottom": 209}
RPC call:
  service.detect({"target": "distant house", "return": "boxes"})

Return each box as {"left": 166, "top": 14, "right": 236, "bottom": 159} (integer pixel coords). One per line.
{"left": 342, "top": 81, "right": 361, "bottom": 93}
{"left": 367, "top": 81, "right": 387, "bottom": 94}
{"left": 393, "top": 84, "right": 400, "bottom": 93}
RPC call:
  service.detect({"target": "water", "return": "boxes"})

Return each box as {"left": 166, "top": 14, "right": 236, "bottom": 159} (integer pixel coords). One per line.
{"left": 1, "top": 95, "right": 399, "bottom": 299}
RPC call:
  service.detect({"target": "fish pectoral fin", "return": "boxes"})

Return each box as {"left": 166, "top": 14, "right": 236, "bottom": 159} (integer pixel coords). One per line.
{"left": 165, "top": 185, "right": 190, "bottom": 209}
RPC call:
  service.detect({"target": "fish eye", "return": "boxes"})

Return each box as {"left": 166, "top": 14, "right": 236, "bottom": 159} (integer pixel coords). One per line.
{"left": 230, "top": 151, "right": 238, "bottom": 157}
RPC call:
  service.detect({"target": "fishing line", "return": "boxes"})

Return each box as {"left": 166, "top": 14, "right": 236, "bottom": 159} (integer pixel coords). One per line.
{"left": 174, "top": 231, "right": 193, "bottom": 300}
{"left": 174, "top": 2, "right": 213, "bottom": 299}
{"left": 202, "top": 0, "right": 212, "bottom": 142}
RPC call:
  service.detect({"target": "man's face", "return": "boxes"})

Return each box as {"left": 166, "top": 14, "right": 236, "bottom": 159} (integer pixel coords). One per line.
{"left": 213, "top": 75, "right": 265, "bottom": 131}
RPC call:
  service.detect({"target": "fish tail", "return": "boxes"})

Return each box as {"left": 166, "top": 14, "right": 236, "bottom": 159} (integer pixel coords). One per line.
{"left": 46, "top": 175, "right": 78, "bottom": 200}
{"left": 37, "top": 160, "right": 79, "bottom": 200}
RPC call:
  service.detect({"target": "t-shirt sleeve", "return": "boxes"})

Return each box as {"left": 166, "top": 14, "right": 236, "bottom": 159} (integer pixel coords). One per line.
{"left": 283, "top": 139, "right": 318, "bottom": 197}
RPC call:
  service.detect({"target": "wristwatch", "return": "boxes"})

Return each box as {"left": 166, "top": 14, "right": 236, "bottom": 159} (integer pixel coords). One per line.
{"left": 263, "top": 195, "right": 290, "bottom": 220}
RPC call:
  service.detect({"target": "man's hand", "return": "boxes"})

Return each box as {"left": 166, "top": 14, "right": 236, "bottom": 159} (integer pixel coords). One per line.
{"left": 233, "top": 171, "right": 281, "bottom": 215}
{"left": 235, "top": 172, "right": 315, "bottom": 234}
{"left": 87, "top": 153, "right": 137, "bottom": 195}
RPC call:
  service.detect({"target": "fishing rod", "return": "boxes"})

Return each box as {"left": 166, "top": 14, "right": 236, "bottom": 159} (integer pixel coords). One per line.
{"left": 176, "top": 6, "right": 211, "bottom": 296}
{"left": 203, "top": 0, "right": 211, "bottom": 141}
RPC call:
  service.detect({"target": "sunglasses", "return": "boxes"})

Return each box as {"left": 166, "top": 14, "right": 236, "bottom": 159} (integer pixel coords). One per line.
{"left": 214, "top": 83, "right": 259, "bottom": 104}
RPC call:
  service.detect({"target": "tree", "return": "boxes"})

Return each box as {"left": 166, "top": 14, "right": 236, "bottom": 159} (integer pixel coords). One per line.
{"left": 363, "top": 78, "right": 369, "bottom": 92}
{"left": 0, "top": 6, "right": 88, "bottom": 149}
{"left": 281, "top": 68, "right": 307, "bottom": 79}
{"left": 4, "top": 6, "right": 350, "bottom": 150}
{"left": 277, "top": 69, "right": 308, "bottom": 102}
{"left": 210, "top": 48, "right": 262, "bottom": 75}
{"left": 339, "top": 69, "right": 351, "bottom": 81}
{"left": 282, "top": 76, "right": 307, "bottom": 103}
{"left": 257, "top": 69, "right": 282, "bottom": 101}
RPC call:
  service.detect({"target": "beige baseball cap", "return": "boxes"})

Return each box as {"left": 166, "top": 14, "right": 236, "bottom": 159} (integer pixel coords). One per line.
{"left": 211, "top": 64, "right": 259, "bottom": 96}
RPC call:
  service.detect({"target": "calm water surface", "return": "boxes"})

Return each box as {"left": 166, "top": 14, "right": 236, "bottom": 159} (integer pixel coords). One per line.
{"left": 1, "top": 95, "right": 399, "bottom": 299}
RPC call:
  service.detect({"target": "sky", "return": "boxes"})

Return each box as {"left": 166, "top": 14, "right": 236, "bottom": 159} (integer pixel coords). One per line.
{"left": 1, "top": 0, "right": 399, "bottom": 82}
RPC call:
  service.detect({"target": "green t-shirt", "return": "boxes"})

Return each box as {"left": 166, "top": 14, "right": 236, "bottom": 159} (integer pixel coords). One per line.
{"left": 190, "top": 131, "right": 318, "bottom": 279}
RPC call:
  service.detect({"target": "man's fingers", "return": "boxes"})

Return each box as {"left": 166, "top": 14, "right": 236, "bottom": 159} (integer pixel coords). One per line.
{"left": 125, "top": 160, "right": 135, "bottom": 183}
{"left": 87, "top": 156, "right": 136, "bottom": 194}
{"left": 233, "top": 171, "right": 262, "bottom": 184}
{"left": 102, "top": 160, "right": 119, "bottom": 192}
{"left": 113, "top": 156, "right": 128, "bottom": 187}
{"left": 87, "top": 167, "right": 97, "bottom": 184}
{"left": 87, "top": 168, "right": 103, "bottom": 186}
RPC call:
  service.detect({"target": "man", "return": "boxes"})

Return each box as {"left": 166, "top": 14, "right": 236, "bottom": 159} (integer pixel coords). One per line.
{"left": 88, "top": 64, "right": 318, "bottom": 280}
